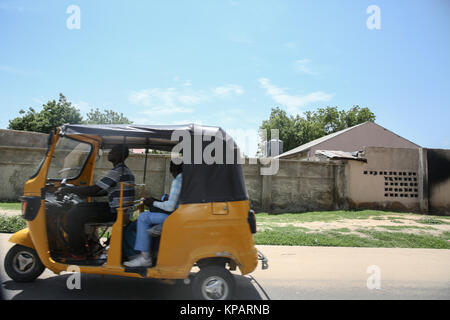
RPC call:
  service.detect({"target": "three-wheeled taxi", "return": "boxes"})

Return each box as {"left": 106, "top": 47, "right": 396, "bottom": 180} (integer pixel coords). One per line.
{"left": 4, "top": 123, "right": 268, "bottom": 300}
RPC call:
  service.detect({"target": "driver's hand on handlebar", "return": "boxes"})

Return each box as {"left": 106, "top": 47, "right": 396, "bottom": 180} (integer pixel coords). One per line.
{"left": 55, "top": 186, "right": 72, "bottom": 197}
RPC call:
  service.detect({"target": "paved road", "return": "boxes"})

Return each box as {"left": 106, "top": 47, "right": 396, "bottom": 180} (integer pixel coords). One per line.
{"left": 1, "top": 233, "right": 449, "bottom": 300}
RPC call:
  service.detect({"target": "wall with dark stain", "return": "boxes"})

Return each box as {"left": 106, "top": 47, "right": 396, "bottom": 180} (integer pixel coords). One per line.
{"left": 427, "top": 149, "right": 450, "bottom": 214}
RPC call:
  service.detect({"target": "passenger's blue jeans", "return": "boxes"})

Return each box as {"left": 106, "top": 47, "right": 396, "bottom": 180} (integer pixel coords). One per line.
{"left": 134, "top": 211, "right": 169, "bottom": 252}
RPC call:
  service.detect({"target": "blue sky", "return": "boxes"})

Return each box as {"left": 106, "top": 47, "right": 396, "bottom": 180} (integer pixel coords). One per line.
{"left": 1, "top": 0, "right": 449, "bottom": 156}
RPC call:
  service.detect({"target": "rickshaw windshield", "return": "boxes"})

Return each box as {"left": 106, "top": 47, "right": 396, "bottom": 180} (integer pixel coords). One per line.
{"left": 48, "top": 136, "right": 92, "bottom": 180}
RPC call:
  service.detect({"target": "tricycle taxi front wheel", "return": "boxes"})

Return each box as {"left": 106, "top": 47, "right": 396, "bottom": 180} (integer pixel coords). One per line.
{"left": 191, "top": 265, "right": 236, "bottom": 300}
{"left": 4, "top": 244, "right": 45, "bottom": 282}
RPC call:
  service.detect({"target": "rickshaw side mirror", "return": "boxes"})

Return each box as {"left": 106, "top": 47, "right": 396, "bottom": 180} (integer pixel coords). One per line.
{"left": 47, "top": 130, "right": 54, "bottom": 147}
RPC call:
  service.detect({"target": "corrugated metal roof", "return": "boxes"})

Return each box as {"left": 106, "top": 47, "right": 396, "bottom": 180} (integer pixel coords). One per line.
{"left": 315, "top": 150, "right": 366, "bottom": 161}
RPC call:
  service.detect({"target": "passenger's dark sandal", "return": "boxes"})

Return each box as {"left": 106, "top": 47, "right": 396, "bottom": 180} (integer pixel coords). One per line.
{"left": 67, "top": 253, "right": 88, "bottom": 261}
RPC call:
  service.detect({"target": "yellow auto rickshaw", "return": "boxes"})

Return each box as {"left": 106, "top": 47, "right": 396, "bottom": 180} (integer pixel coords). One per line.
{"left": 4, "top": 123, "right": 268, "bottom": 300}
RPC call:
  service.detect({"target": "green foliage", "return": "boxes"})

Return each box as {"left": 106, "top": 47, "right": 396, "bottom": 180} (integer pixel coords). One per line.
{"left": 83, "top": 108, "right": 132, "bottom": 125}
{"left": 0, "top": 215, "right": 27, "bottom": 233}
{"left": 259, "top": 105, "right": 376, "bottom": 155}
{"left": 8, "top": 94, "right": 132, "bottom": 133}
{"left": 8, "top": 94, "right": 83, "bottom": 133}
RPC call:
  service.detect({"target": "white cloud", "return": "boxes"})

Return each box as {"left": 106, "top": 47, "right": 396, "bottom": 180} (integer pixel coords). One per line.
{"left": 129, "top": 83, "right": 245, "bottom": 115}
{"left": 294, "top": 59, "right": 317, "bottom": 75}
{"left": 129, "top": 88, "right": 197, "bottom": 114}
{"left": 258, "top": 78, "right": 333, "bottom": 113}
{"left": 214, "top": 84, "right": 244, "bottom": 97}
{"left": 178, "top": 92, "right": 209, "bottom": 105}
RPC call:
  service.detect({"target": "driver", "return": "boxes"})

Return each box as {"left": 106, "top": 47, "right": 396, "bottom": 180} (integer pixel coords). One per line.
{"left": 57, "top": 144, "right": 135, "bottom": 259}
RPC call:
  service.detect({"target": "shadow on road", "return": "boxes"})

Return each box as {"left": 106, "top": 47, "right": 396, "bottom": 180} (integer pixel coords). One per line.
{"left": 2, "top": 273, "right": 266, "bottom": 300}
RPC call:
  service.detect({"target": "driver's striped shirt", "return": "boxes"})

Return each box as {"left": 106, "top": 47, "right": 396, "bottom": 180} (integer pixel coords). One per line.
{"left": 96, "top": 163, "right": 135, "bottom": 212}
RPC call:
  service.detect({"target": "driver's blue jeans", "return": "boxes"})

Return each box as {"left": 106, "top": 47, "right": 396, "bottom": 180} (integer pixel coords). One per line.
{"left": 134, "top": 211, "right": 169, "bottom": 253}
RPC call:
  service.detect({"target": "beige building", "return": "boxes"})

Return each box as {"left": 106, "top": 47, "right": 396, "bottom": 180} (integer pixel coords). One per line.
{"left": 276, "top": 122, "right": 420, "bottom": 160}
{"left": 345, "top": 147, "right": 423, "bottom": 212}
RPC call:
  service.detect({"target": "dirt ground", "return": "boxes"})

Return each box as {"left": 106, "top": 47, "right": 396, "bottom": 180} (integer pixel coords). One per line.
{"left": 259, "top": 213, "right": 450, "bottom": 238}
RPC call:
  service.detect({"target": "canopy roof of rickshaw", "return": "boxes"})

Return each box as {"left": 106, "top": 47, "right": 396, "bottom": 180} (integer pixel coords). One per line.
{"left": 59, "top": 123, "right": 249, "bottom": 204}
{"left": 60, "top": 123, "right": 228, "bottom": 150}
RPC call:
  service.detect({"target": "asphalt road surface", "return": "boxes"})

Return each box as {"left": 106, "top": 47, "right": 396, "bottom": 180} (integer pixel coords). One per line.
{"left": 1, "top": 233, "right": 449, "bottom": 300}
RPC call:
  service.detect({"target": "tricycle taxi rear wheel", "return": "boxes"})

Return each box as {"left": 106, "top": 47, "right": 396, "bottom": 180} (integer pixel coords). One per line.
{"left": 4, "top": 245, "right": 45, "bottom": 282}
{"left": 191, "top": 265, "right": 235, "bottom": 300}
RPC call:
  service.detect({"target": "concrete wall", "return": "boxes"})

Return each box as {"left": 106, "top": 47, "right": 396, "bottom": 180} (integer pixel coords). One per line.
{"left": 268, "top": 160, "right": 347, "bottom": 213}
{"left": 0, "top": 129, "right": 49, "bottom": 148}
{"left": 0, "top": 145, "right": 48, "bottom": 201}
{"left": 0, "top": 129, "right": 448, "bottom": 215}
{"left": 0, "top": 130, "right": 348, "bottom": 213}
{"left": 429, "top": 178, "right": 450, "bottom": 214}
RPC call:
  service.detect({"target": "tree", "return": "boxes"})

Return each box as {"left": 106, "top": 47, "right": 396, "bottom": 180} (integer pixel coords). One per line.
{"left": 8, "top": 95, "right": 133, "bottom": 133}
{"left": 83, "top": 108, "right": 132, "bottom": 125}
{"left": 7, "top": 107, "right": 40, "bottom": 133}
{"left": 257, "top": 107, "right": 300, "bottom": 155}
{"left": 8, "top": 94, "right": 83, "bottom": 133}
{"left": 259, "top": 105, "right": 376, "bottom": 155}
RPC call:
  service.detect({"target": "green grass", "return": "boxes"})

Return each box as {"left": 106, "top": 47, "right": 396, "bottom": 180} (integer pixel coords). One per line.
{"left": 254, "top": 226, "right": 377, "bottom": 247}
{"left": 0, "top": 215, "right": 27, "bottom": 233}
{"left": 417, "top": 217, "right": 449, "bottom": 225}
{"left": 255, "top": 210, "right": 389, "bottom": 223}
{"left": 388, "top": 218, "right": 405, "bottom": 224}
{"left": 0, "top": 202, "right": 21, "bottom": 211}
{"left": 254, "top": 225, "right": 450, "bottom": 249}
{"left": 355, "top": 229, "right": 450, "bottom": 249}
{"left": 379, "top": 225, "right": 436, "bottom": 231}
{"left": 330, "top": 227, "right": 352, "bottom": 232}
{"left": 256, "top": 210, "right": 450, "bottom": 225}
{"left": 254, "top": 210, "right": 450, "bottom": 249}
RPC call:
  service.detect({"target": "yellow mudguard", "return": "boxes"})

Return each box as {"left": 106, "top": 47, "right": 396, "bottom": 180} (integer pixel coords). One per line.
{"left": 9, "top": 228, "right": 35, "bottom": 249}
